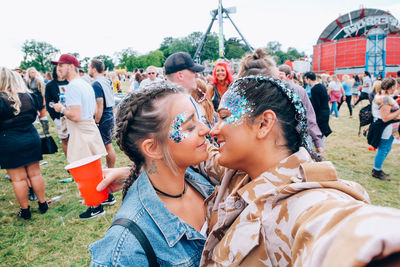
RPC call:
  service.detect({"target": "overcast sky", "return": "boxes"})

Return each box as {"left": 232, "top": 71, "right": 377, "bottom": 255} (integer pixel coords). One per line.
{"left": 1, "top": 0, "right": 399, "bottom": 69}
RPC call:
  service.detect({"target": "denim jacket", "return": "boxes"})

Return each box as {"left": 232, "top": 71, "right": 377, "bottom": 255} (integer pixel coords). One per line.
{"left": 90, "top": 168, "right": 214, "bottom": 267}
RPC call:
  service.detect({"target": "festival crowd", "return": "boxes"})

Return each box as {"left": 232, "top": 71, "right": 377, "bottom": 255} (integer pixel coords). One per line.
{"left": 1, "top": 49, "right": 400, "bottom": 266}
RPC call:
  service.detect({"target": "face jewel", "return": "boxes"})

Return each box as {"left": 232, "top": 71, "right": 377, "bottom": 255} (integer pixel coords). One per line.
{"left": 219, "top": 88, "right": 252, "bottom": 126}
{"left": 169, "top": 112, "right": 189, "bottom": 143}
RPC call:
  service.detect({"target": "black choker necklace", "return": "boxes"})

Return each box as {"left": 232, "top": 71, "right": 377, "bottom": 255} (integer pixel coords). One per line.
{"left": 153, "top": 182, "right": 187, "bottom": 198}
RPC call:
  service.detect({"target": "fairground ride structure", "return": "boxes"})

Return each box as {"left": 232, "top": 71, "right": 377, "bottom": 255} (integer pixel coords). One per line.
{"left": 313, "top": 8, "right": 400, "bottom": 77}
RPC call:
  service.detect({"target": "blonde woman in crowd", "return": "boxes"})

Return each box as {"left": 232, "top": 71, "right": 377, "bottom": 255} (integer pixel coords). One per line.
{"left": 328, "top": 74, "right": 345, "bottom": 119}
{"left": 0, "top": 67, "right": 48, "bottom": 220}
{"left": 25, "top": 67, "right": 49, "bottom": 134}
{"left": 193, "top": 79, "right": 217, "bottom": 129}
{"left": 337, "top": 74, "right": 354, "bottom": 118}
{"left": 108, "top": 72, "right": 121, "bottom": 93}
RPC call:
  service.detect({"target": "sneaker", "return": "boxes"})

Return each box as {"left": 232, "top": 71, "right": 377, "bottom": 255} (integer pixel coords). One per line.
{"left": 371, "top": 169, "right": 390, "bottom": 181}
{"left": 28, "top": 187, "right": 37, "bottom": 201}
{"left": 38, "top": 201, "right": 49, "bottom": 214}
{"left": 79, "top": 205, "right": 105, "bottom": 220}
{"left": 18, "top": 206, "right": 31, "bottom": 220}
{"left": 102, "top": 194, "right": 116, "bottom": 206}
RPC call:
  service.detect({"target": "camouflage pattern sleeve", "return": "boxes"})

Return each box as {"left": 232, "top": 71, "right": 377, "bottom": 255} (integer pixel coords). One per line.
{"left": 200, "top": 148, "right": 400, "bottom": 267}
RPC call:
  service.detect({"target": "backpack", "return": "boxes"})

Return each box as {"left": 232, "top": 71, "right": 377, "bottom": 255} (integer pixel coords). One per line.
{"left": 358, "top": 104, "right": 373, "bottom": 136}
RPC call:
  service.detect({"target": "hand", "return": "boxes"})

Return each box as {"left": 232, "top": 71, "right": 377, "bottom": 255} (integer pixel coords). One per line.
{"left": 316, "top": 147, "right": 324, "bottom": 157}
{"left": 53, "top": 103, "right": 64, "bottom": 113}
{"left": 96, "top": 167, "right": 131, "bottom": 193}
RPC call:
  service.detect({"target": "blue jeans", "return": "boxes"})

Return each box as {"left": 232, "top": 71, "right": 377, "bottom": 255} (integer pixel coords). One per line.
{"left": 373, "top": 135, "right": 394, "bottom": 170}
{"left": 330, "top": 101, "right": 338, "bottom": 118}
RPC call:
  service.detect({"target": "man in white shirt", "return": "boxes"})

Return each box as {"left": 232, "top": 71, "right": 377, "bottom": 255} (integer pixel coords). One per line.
{"left": 138, "top": 65, "right": 161, "bottom": 89}
{"left": 52, "top": 54, "right": 107, "bottom": 220}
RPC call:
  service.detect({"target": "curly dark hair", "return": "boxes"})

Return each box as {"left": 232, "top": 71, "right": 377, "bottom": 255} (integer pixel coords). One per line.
{"left": 115, "top": 81, "right": 184, "bottom": 198}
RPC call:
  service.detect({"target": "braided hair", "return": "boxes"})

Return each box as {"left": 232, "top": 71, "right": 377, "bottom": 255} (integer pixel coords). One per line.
{"left": 115, "top": 81, "right": 185, "bottom": 198}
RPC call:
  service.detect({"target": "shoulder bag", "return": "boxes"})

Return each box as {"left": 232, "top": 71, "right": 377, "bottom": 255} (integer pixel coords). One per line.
{"left": 110, "top": 218, "right": 158, "bottom": 267}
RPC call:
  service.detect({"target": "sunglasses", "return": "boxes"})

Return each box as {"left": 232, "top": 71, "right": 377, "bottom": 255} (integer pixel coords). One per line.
{"left": 148, "top": 72, "right": 156, "bottom": 75}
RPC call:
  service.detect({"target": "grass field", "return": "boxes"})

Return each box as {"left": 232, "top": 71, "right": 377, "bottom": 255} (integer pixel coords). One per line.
{"left": 0, "top": 82, "right": 399, "bottom": 266}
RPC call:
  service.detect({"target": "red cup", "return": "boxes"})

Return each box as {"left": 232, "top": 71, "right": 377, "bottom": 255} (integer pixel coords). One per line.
{"left": 65, "top": 155, "right": 108, "bottom": 206}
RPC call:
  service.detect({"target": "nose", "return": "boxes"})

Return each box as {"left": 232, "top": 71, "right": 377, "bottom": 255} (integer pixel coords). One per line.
{"left": 199, "top": 121, "right": 210, "bottom": 136}
{"left": 209, "top": 121, "right": 221, "bottom": 138}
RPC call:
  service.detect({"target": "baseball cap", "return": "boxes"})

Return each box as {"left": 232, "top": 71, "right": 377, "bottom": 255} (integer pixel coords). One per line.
{"left": 164, "top": 52, "right": 204, "bottom": 75}
{"left": 51, "top": 54, "right": 80, "bottom": 67}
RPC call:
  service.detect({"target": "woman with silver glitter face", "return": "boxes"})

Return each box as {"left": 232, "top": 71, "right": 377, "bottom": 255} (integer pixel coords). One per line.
{"left": 197, "top": 76, "right": 400, "bottom": 266}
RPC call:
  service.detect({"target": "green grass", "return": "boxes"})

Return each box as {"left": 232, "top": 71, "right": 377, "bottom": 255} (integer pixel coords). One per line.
{"left": 0, "top": 93, "right": 399, "bottom": 266}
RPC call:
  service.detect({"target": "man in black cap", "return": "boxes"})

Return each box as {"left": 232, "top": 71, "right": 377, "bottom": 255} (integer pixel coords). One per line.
{"left": 164, "top": 52, "right": 204, "bottom": 92}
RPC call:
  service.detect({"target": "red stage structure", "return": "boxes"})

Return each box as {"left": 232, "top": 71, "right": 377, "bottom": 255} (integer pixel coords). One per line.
{"left": 313, "top": 8, "right": 400, "bottom": 77}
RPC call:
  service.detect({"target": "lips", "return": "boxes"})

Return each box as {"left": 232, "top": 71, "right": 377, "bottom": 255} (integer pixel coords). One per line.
{"left": 217, "top": 140, "right": 225, "bottom": 149}
{"left": 197, "top": 140, "right": 206, "bottom": 148}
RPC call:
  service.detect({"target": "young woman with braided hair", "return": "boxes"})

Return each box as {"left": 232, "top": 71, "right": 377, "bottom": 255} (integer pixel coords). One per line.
{"left": 90, "top": 82, "right": 214, "bottom": 266}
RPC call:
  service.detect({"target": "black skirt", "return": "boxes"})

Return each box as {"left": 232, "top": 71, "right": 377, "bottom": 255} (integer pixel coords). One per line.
{"left": 0, "top": 125, "right": 42, "bottom": 169}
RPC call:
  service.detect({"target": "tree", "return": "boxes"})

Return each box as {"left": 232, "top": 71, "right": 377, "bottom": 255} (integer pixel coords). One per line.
{"left": 130, "top": 50, "right": 165, "bottom": 69}
{"left": 201, "top": 33, "right": 219, "bottom": 62}
{"left": 80, "top": 57, "right": 91, "bottom": 72}
{"left": 94, "top": 55, "right": 115, "bottom": 71}
{"left": 20, "top": 40, "right": 59, "bottom": 72}
{"left": 265, "top": 41, "right": 282, "bottom": 55}
{"left": 224, "top": 37, "right": 248, "bottom": 59}
{"left": 144, "top": 50, "right": 165, "bottom": 67}
{"left": 115, "top": 48, "right": 137, "bottom": 71}
{"left": 265, "top": 41, "right": 305, "bottom": 65}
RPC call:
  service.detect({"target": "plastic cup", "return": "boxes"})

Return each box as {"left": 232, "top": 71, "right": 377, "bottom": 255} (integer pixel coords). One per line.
{"left": 65, "top": 155, "right": 107, "bottom": 206}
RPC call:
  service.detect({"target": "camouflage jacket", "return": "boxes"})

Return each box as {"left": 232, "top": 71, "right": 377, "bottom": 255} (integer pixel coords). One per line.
{"left": 197, "top": 146, "right": 400, "bottom": 266}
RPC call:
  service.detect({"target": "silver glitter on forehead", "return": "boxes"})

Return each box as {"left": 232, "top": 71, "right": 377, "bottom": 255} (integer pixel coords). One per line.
{"left": 227, "top": 75, "right": 318, "bottom": 160}
{"left": 219, "top": 83, "right": 253, "bottom": 126}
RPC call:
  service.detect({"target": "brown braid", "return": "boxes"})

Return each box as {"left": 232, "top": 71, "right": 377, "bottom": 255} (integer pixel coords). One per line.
{"left": 115, "top": 81, "right": 185, "bottom": 198}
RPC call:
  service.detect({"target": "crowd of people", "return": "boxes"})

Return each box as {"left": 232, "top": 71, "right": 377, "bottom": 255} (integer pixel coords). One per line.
{"left": 1, "top": 49, "right": 400, "bottom": 266}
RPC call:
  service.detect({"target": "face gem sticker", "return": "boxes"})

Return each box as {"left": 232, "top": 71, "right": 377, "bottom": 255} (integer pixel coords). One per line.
{"left": 219, "top": 89, "right": 252, "bottom": 126}
{"left": 169, "top": 112, "right": 189, "bottom": 143}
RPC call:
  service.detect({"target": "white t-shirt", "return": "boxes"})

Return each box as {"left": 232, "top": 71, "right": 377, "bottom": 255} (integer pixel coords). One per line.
{"left": 65, "top": 78, "right": 96, "bottom": 121}
{"left": 328, "top": 81, "right": 341, "bottom": 91}
{"left": 362, "top": 76, "right": 372, "bottom": 94}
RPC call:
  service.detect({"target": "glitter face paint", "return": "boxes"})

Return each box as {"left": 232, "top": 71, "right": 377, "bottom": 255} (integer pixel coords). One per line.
{"left": 169, "top": 112, "right": 189, "bottom": 143}
{"left": 219, "top": 88, "right": 252, "bottom": 126}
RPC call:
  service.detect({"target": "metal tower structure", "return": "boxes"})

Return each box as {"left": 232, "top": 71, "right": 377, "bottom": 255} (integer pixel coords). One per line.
{"left": 193, "top": 0, "right": 254, "bottom": 63}
{"left": 365, "top": 28, "right": 386, "bottom": 77}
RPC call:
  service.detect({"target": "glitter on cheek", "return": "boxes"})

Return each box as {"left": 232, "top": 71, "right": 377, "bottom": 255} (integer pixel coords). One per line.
{"left": 219, "top": 90, "right": 252, "bottom": 126}
{"left": 169, "top": 112, "right": 190, "bottom": 143}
